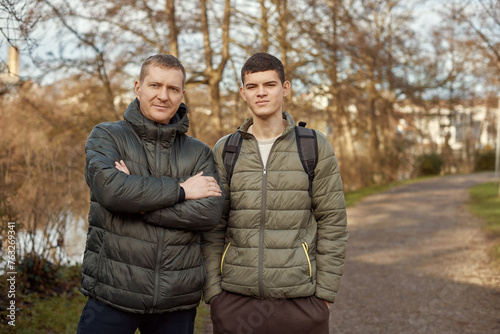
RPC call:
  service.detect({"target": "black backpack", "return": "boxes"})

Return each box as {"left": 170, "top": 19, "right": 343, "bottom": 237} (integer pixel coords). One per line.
{"left": 222, "top": 121, "right": 318, "bottom": 196}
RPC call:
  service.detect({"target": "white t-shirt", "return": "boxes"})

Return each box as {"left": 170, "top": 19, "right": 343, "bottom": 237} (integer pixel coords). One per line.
{"left": 248, "top": 125, "right": 280, "bottom": 167}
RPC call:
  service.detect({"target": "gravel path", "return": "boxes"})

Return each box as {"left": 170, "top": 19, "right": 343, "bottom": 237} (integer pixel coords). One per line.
{"left": 330, "top": 172, "right": 500, "bottom": 334}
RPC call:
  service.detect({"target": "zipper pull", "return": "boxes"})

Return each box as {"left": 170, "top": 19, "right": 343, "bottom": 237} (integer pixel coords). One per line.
{"left": 263, "top": 168, "right": 266, "bottom": 176}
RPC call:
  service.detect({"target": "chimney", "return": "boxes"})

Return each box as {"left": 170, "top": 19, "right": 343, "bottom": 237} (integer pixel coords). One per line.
{"left": 7, "top": 46, "right": 19, "bottom": 79}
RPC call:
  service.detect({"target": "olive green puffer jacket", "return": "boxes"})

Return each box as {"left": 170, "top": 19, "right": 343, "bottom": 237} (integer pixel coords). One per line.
{"left": 202, "top": 112, "right": 348, "bottom": 304}
{"left": 81, "top": 99, "right": 224, "bottom": 314}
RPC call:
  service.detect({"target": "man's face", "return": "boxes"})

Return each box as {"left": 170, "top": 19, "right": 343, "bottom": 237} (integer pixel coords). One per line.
{"left": 134, "top": 66, "right": 185, "bottom": 124}
{"left": 240, "top": 70, "right": 290, "bottom": 120}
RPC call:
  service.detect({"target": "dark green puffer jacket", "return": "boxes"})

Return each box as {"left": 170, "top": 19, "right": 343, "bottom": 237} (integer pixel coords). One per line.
{"left": 202, "top": 112, "right": 348, "bottom": 304}
{"left": 81, "top": 99, "right": 224, "bottom": 314}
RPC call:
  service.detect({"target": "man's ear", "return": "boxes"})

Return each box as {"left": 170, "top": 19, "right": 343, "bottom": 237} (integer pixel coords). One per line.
{"left": 134, "top": 80, "right": 140, "bottom": 97}
{"left": 239, "top": 86, "right": 247, "bottom": 101}
{"left": 283, "top": 81, "right": 291, "bottom": 96}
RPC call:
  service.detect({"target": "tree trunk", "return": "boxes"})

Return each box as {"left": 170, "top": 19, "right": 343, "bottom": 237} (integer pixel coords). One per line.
{"left": 258, "top": 0, "right": 270, "bottom": 52}
{"left": 165, "top": 0, "right": 179, "bottom": 57}
{"left": 200, "top": 0, "right": 231, "bottom": 139}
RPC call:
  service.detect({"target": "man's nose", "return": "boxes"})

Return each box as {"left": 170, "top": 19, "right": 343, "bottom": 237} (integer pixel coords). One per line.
{"left": 158, "top": 88, "right": 169, "bottom": 100}
{"left": 257, "top": 86, "right": 267, "bottom": 96}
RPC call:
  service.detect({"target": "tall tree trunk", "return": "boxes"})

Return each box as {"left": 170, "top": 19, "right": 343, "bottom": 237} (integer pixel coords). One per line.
{"left": 165, "top": 0, "right": 179, "bottom": 57}
{"left": 272, "top": 0, "right": 293, "bottom": 112}
{"left": 258, "top": 0, "right": 270, "bottom": 52}
{"left": 200, "top": 0, "right": 231, "bottom": 140}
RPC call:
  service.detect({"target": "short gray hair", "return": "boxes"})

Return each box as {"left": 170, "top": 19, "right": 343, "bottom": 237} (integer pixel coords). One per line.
{"left": 139, "top": 54, "right": 186, "bottom": 87}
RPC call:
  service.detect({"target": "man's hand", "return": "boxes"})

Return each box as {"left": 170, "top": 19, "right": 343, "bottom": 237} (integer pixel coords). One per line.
{"left": 180, "top": 171, "right": 222, "bottom": 200}
{"left": 115, "top": 161, "right": 221, "bottom": 200}
{"left": 115, "top": 160, "right": 130, "bottom": 175}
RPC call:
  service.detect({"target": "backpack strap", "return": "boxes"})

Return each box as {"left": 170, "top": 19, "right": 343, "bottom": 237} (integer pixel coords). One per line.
{"left": 295, "top": 122, "right": 318, "bottom": 197}
{"left": 222, "top": 131, "right": 243, "bottom": 186}
{"left": 222, "top": 123, "right": 318, "bottom": 196}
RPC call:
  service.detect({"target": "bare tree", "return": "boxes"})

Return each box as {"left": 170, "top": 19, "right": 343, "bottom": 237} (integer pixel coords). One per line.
{"left": 447, "top": 0, "right": 500, "bottom": 73}
{"left": 2, "top": 0, "right": 499, "bottom": 208}
{"left": 258, "top": 0, "right": 271, "bottom": 52}
{"left": 444, "top": 0, "right": 500, "bottom": 194}
{"left": 199, "top": 0, "right": 231, "bottom": 141}
{"left": 0, "top": 0, "right": 40, "bottom": 50}
{"left": 166, "top": 0, "right": 179, "bottom": 57}
{"left": 0, "top": 79, "right": 89, "bottom": 269}
{"left": 0, "top": 0, "right": 42, "bottom": 96}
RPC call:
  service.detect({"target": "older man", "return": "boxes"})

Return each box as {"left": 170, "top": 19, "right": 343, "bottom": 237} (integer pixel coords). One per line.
{"left": 77, "top": 54, "right": 224, "bottom": 334}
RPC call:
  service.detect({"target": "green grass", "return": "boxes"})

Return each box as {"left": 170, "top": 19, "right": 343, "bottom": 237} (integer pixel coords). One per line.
{"left": 194, "top": 303, "right": 211, "bottom": 333}
{"left": 344, "top": 175, "right": 436, "bottom": 207}
{"left": 1, "top": 292, "right": 86, "bottom": 334}
{"left": 469, "top": 181, "right": 500, "bottom": 261}
{"left": 345, "top": 183, "right": 394, "bottom": 207}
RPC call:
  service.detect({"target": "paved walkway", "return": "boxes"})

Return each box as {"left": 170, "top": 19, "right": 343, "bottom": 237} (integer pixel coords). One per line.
{"left": 330, "top": 172, "right": 500, "bottom": 333}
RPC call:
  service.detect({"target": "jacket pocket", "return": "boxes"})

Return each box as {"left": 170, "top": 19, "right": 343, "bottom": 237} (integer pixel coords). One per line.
{"left": 220, "top": 242, "right": 231, "bottom": 275}
{"left": 302, "top": 241, "right": 312, "bottom": 279}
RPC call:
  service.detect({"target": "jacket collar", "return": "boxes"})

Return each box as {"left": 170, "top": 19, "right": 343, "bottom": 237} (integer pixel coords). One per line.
{"left": 238, "top": 111, "right": 295, "bottom": 139}
{"left": 124, "top": 98, "right": 189, "bottom": 145}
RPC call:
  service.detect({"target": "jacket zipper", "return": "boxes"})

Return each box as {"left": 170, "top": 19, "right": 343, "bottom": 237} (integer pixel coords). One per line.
{"left": 220, "top": 242, "right": 231, "bottom": 274}
{"left": 259, "top": 165, "right": 267, "bottom": 297}
{"left": 151, "top": 125, "right": 163, "bottom": 310}
{"left": 255, "top": 135, "right": 282, "bottom": 298}
{"left": 302, "top": 241, "right": 313, "bottom": 281}
{"left": 155, "top": 126, "right": 161, "bottom": 175}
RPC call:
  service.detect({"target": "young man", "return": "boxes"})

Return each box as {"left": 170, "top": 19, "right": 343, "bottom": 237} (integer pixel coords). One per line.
{"left": 78, "top": 54, "right": 224, "bottom": 334}
{"left": 202, "top": 52, "right": 349, "bottom": 333}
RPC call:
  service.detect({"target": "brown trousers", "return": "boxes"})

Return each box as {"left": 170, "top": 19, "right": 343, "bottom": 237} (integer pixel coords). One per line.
{"left": 210, "top": 291, "right": 330, "bottom": 334}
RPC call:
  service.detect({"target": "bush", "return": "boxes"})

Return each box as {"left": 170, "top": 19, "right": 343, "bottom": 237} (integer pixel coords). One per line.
{"left": 0, "top": 260, "right": 82, "bottom": 332}
{"left": 17, "top": 254, "right": 81, "bottom": 296}
{"left": 416, "top": 153, "right": 443, "bottom": 176}
{"left": 17, "top": 254, "right": 60, "bottom": 295}
{"left": 474, "top": 148, "right": 496, "bottom": 171}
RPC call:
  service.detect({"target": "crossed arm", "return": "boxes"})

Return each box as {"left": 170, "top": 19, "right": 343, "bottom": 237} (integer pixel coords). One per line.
{"left": 85, "top": 123, "right": 224, "bottom": 232}
{"left": 112, "top": 159, "right": 223, "bottom": 231}
{"left": 115, "top": 160, "right": 222, "bottom": 200}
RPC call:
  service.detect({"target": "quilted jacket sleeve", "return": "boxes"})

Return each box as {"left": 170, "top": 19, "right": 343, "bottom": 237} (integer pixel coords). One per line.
{"left": 312, "top": 131, "right": 349, "bottom": 303}
{"left": 85, "top": 124, "right": 179, "bottom": 214}
{"left": 201, "top": 136, "right": 230, "bottom": 303}
{"left": 143, "top": 145, "right": 224, "bottom": 232}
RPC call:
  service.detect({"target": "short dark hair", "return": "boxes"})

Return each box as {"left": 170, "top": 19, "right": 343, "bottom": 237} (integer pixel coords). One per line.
{"left": 241, "top": 52, "right": 285, "bottom": 84}
{"left": 139, "top": 54, "right": 186, "bottom": 87}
